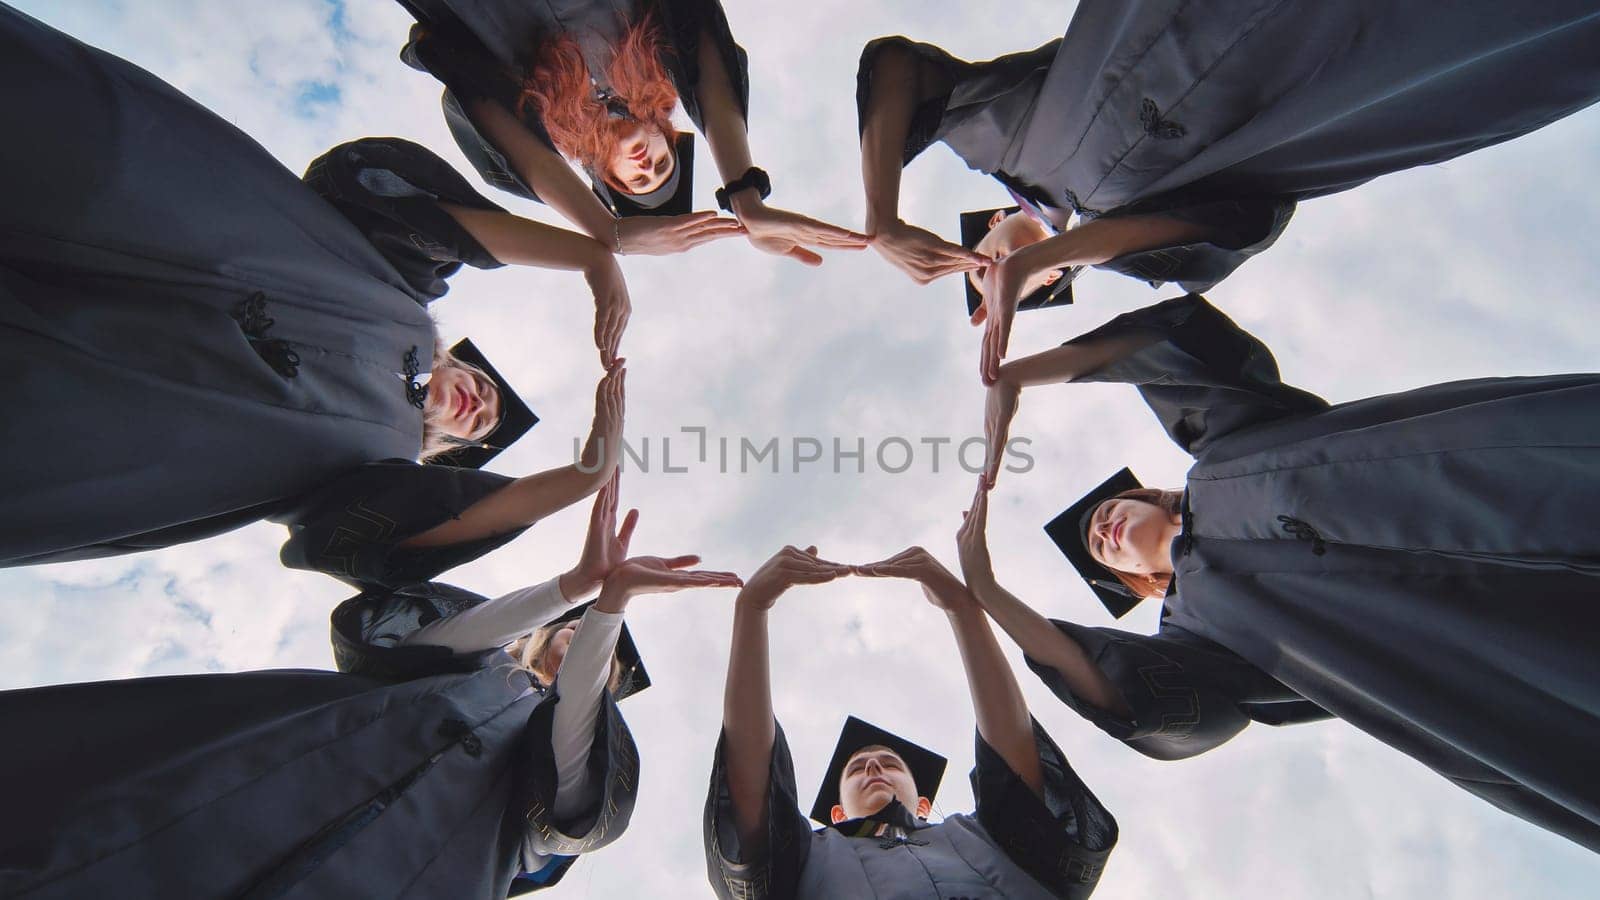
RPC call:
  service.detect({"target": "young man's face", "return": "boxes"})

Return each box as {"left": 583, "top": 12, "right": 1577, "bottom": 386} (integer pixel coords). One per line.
{"left": 831, "top": 745, "right": 931, "bottom": 823}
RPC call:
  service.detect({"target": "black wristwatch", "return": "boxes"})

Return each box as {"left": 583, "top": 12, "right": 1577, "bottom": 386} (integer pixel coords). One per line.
{"left": 715, "top": 166, "right": 772, "bottom": 211}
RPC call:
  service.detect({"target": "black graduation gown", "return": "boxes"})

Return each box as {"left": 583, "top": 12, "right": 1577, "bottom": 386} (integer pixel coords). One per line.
{"left": 856, "top": 1, "right": 1600, "bottom": 291}
{"left": 0, "top": 583, "right": 639, "bottom": 898}
{"left": 394, "top": 0, "right": 749, "bottom": 207}
{"left": 1023, "top": 294, "right": 1600, "bottom": 852}
{"left": 703, "top": 720, "right": 1117, "bottom": 899}
{"left": 0, "top": 4, "right": 511, "bottom": 567}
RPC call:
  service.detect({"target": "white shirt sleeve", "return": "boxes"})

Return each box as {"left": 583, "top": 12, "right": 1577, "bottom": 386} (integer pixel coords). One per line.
{"left": 398, "top": 575, "right": 571, "bottom": 654}
{"left": 548, "top": 606, "right": 623, "bottom": 818}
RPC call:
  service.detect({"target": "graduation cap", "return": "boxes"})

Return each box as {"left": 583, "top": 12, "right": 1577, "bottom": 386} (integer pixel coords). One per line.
{"left": 521, "top": 601, "right": 652, "bottom": 702}
{"left": 589, "top": 133, "right": 695, "bottom": 218}
{"left": 431, "top": 338, "right": 539, "bottom": 470}
{"left": 808, "top": 716, "right": 947, "bottom": 825}
{"left": 1043, "top": 468, "right": 1148, "bottom": 619}
{"left": 959, "top": 206, "right": 1077, "bottom": 319}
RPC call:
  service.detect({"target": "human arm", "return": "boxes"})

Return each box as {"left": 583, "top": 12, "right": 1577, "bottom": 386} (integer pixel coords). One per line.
{"left": 692, "top": 24, "right": 869, "bottom": 265}
{"left": 858, "top": 39, "right": 988, "bottom": 283}
{"left": 401, "top": 364, "right": 626, "bottom": 549}
{"left": 855, "top": 541, "right": 1043, "bottom": 796}
{"left": 721, "top": 546, "right": 855, "bottom": 854}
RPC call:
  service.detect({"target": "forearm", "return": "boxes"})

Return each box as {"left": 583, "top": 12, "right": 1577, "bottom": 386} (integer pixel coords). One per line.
{"left": 695, "top": 24, "right": 756, "bottom": 186}
{"left": 859, "top": 46, "right": 920, "bottom": 234}
{"left": 463, "top": 97, "right": 618, "bottom": 241}
{"left": 968, "top": 577, "right": 1131, "bottom": 718}
{"left": 550, "top": 607, "right": 625, "bottom": 818}
{"left": 399, "top": 462, "right": 608, "bottom": 549}
{"left": 400, "top": 574, "right": 577, "bottom": 652}
{"left": 1008, "top": 213, "right": 1215, "bottom": 276}
{"left": 439, "top": 203, "right": 611, "bottom": 272}
{"left": 945, "top": 603, "right": 1043, "bottom": 795}
{"left": 998, "top": 330, "right": 1162, "bottom": 387}
{"left": 722, "top": 602, "right": 776, "bottom": 854}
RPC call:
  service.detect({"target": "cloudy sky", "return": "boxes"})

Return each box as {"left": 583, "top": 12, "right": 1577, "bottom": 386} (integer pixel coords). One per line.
{"left": 5, "top": 1, "right": 1599, "bottom": 896}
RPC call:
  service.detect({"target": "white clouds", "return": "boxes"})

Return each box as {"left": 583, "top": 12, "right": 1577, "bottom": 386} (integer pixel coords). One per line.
{"left": 4, "top": 0, "right": 1599, "bottom": 896}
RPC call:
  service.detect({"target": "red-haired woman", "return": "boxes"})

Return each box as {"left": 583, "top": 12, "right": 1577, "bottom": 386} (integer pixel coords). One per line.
{"left": 971, "top": 294, "right": 1600, "bottom": 852}
{"left": 398, "top": 0, "right": 867, "bottom": 264}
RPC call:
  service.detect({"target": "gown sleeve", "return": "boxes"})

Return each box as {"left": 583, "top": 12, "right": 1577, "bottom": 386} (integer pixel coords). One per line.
{"left": 516, "top": 661, "right": 641, "bottom": 860}
{"left": 330, "top": 582, "right": 507, "bottom": 680}
{"left": 399, "top": 20, "right": 555, "bottom": 204}
{"left": 1063, "top": 294, "right": 1329, "bottom": 456}
{"left": 855, "top": 36, "right": 1061, "bottom": 170}
{"left": 657, "top": 0, "right": 750, "bottom": 132}
{"left": 272, "top": 461, "right": 529, "bottom": 590}
{"left": 970, "top": 719, "right": 1117, "bottom": 896}
{"left": 703, "top": 720, "right": 813, "bottom": 900}
{"left": 1090, "top": 190, "right": 1297, "bottom": 293}
{"left": 302, "top": 137, "right": 506, "bottom": 302}
{"left": 1024, "top": 619, "right": 1331, "bottom": 761}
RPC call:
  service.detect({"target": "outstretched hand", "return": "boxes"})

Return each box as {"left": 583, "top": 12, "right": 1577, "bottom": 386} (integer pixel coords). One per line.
{"left": 568, "top": 468, "right": 639, "bottom": 595}
{"left": 579, "top": 364, "right": 626, "bottom": 480}
{"left": 584, "top": 254, "right": 631, "bottom": 370}
{"left": 983, "top": 376, "right": 1021, "bottom": 490}
{"left": 595, "top": 554, "right": 744, "bottom": 612}
{"left": 856, "top": 545, "right": 972, "bottom": 612}
{"left": 735, "top": 200, "right": 871, "bottom": 266}
{"left": 617, "top": 210, "right": 745, "bottom": 256}
{"left": 976, "top": 257, "right": 1025, "bottom": 384}
{"left": 956, "top": 479, "right": 996, "bottom": 592}
{"left": 871, "top": 218, "right": 989, "bottom": 285}
{"left": 737, "top": 545, "right": 855, "bottom": 610}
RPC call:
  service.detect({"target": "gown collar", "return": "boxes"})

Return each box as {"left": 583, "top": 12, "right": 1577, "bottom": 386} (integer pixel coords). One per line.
{"left": 825, "top": 799, "right": 926, "bottom": 837}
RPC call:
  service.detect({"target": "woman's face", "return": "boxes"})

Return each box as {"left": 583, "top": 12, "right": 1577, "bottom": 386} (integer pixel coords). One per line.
{"left": 1087, "top": 497, "right": 1178, "bottom": 576}
{"left": 968, "top": 210, "right": 1063, "bottom": 300}
{"left": 605, "top": 122, "right": 674, "bottom": 195}
{"left": 540, "top": 621, "right": 579, "bottom": 675}
{"left": 426, "top": 363, "right": 501, "bottom": 441}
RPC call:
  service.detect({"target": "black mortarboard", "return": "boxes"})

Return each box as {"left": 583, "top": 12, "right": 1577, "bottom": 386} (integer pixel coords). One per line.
{"left": 1043, "top": 468, "right": 1147, "bottom": 619}
{"left": 959, "top": 207, "right": 1077, "bottom": 318}
{"left": 808, "top": 716, "right": 947, "bottom": 825}
{"left": 590, "top": 133, "right": 695, "bottom": 218}
{"left": 432, "top": 338, "right": 539, "bottom": 470}
{"left": 524, "top": 601, "right": 652, "bottom": 702}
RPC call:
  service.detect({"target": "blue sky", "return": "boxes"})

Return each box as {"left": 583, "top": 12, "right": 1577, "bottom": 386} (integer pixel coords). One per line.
{"left": 6, "top": 1, "right": 1600, "bottom": 896}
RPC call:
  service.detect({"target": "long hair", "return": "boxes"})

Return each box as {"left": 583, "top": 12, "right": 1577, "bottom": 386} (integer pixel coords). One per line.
{"left": 1103, "top": 487, "right": 1185, "bottom": 600}
{"left": 418, "top": 338, "right": 495, "bottom": 462}
{"left": 507, "top": 622, "right": 626, "bottom": 694}
{"left": 519, "top": 15, "right": 679, "bottom": 187}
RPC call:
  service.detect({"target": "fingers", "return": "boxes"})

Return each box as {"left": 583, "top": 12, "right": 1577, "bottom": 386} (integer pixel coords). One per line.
{"left": 616, "top": 508, "right": 639, "bottom": 549}
{"left": 664, "top": 554, "right": 702, "bottom": 569}
{"left": 801, "top": 219, "right": 872, "bottom": 246}
{"left": 784, "top": 246, "right": 824, "bottom": 267}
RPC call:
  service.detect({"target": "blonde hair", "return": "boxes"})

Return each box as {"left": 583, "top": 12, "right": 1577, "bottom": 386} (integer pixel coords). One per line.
{"left": 418, "top": 337, "right": 497, "bottom": 462}
{"left": 507, "top": 621, "right": 627, "bottom": 693}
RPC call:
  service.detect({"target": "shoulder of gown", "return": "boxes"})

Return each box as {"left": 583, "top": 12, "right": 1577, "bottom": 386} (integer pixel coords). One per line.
{"left": 272, "top": 460, "right": 527, "bottom": 591}
{"left": 855, "top": 34, "right": 1062, "bottom": 172}
{"left": 968, "top": 719, "right": 1117, "bottom": 895}
{"left": 1065, "top": 294, "right": 1329, "bottom": 456}
{"left": 1025, "top": 618, "right": 1329, "bottom": 760}
{"left": 303, "top": 137, "right": 506, "bottom": 303}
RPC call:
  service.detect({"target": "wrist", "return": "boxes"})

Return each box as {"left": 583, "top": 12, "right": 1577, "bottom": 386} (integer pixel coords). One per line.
{"left": 594, "top": 580, "right": 630, "bottom": 613}
{"left": 560, "top": 568, "right": 601, "bottom": 601}
{"left": 728, "top": 188, "right": 764, "bottom": 220}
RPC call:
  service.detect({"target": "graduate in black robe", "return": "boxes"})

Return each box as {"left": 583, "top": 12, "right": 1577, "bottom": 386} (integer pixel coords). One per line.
{"left": 705, "top": 533, "right": 1116, "bottom": 899}
{"left": 853, "top": 1, "right": 1600, "bottom": 380}
{"left": 0, "top": 474, "right": 741, "bottom": 897}
{"left": 972, "top": 293, "right": 1600, "bottom": 852}
{"left": 395, "top": 0, "right": 868, "bottom": 263}
{"left": 0, "top": 3, "right": 636, "bottom": 568}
